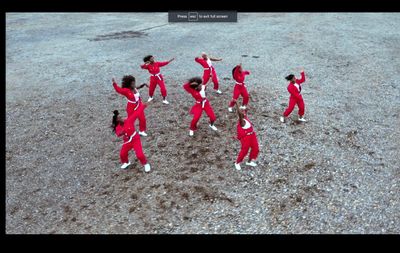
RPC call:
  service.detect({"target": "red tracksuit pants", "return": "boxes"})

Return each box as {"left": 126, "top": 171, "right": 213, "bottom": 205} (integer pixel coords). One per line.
{"left": 120, "top": 134, "right": 147, "bottom": 165}
{"left": 126, "top": 104, "right": 146, "bottom": 132}
{"left": 283, "top": 96, "right": 305, "bottom": 117}
{"left": 149, "top": 75, "right": 167, "bottom": 98}
{"left": 236, "top": 133, "right": 259, "bottom": 163}
{"left": 190, "top": 101, "right": 217, "bottom": 131}
{"left": 229, "top": 84, "right": 249, "bottom": 107}
{"left": 203, "top": 68, "right": 219, "bottom": 90}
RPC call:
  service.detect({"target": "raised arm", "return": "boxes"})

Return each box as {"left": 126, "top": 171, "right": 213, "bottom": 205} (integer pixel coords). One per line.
{"left": 112, "top": 78, "right": 129, "bottom": 96}
{"left": 140, "top": 63, "right": 149, "bottom": 69}
{"left": 297, "top": 69, "right": 305, "bottom": 84}
{"left": 158, "top": 57, "right": 175, "bottom": 67}
{"left": 183, "top": 83, "right": 192, "bottom": 94}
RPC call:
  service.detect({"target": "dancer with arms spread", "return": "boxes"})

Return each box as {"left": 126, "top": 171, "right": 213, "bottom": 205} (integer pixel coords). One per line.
{"left": 280, "top": 67, "right": 307, "bottom": 123}
{"left": 195, "top": 52, "right": 223, "bottom": 94}
{"left": 141, "top": 55, "right": 175, "bottom": 104}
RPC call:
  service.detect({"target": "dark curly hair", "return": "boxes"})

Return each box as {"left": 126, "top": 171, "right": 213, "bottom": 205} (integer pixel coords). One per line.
{"left": 285, "top": 74, "right": 295, "bottom": 81}
{"left": 232, "top": 65, "right": 239, "bottom": 79}
{"left": 111, "top": 110, "right": 120, "bottom": 132}
{"left": 143, "top": 55, "right": 153, "bottom": 62}
{"left": 188, "top": 77, "right": 202, "bottom": 85}
{"left": 121, "top": 75, "right": 135, "bottom": 89}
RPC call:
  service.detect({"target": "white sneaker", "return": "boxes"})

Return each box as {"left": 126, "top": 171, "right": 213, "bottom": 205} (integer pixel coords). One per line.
{"left": 120, "top": 162, "right": 131, "bottom": 169}
{"left": 147, "top": 97, "right": 153, "bottom": 102}
{"left": 298, "top": 117, "right": 307, "bottom": 122}
{"left": 280, "top": 116, "right": 285, "bottom": 123}
{"left": 139, "top": 131, "right": 148, "bottom": 137}
{"left": 228, "top": 107, "right": 233, "bottom": 113}
{"left": 189, "top": 130, "right": 194, "bottom": 136}
{"left": 239, "top": 105, "right": 246, "bottom": 110}
{"left": 215, "top": 89, "right": 222, "bottom": 94}
{"left": 234, "top": 163, "right": 241, "bottom": 171}
{"left": 162, "top": 100, "right": 169, "bottom": 105}
{"left": 144, "top": 164, "right": 151, "bottom": 172}
{"left": 245, "top": 161, "right": 258, "bottom": 167}
{"left": 209, "top": 124, "right": 218, "bottom": 131}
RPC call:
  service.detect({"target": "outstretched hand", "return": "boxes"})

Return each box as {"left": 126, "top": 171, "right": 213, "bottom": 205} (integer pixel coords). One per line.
{"left": 112, "top": 77, "right": 116, "bottom": 83}
{"left": 137, "top": 83, "right": 149, "bottom": 89}
{"left": 169, "top": 57, "right": 175, "bottom": 62}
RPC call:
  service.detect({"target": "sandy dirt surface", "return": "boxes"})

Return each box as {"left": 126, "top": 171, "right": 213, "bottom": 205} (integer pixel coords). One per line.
{"left": 5, "top": 13, "right": 400, "bottom": 233}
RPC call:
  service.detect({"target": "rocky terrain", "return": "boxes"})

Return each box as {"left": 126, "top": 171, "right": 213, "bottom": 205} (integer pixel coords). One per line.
{"left": 5, "top": 13, "right": 400, "bottom": 233}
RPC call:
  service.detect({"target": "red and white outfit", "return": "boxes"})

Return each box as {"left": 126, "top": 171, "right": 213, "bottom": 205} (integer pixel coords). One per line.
{"left": 140, "top": 61, "right": 170, "bottom": 98}
{"left": 236, "top": 116, "right": 259, "bottom": 164}
{"left": 183, "top": 83, "right": 216, "bottom": 131}
{"left": 229, "top": 66, "right": 250, "bottom": 108}
{"left": 115, "top": 106, "right": 148, "bottom": 165}
{"left": 112, "top": 82, "right": 146, "bottom": 132}
{"left": 283, "top": 71, "right": 306, "bottom": 117}
{"left": 195, "top": 57, "right": 219, "bottom": 90}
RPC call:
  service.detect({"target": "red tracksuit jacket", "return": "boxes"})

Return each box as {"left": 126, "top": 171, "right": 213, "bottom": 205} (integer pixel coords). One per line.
{"left": 115, "top": 103, "right": 147, "bottom": 141}
{"left": 112, "top": 82, "right": 140, "bottom": 102}
{"left": 195, "top": 57, "right": 212, "bottom": 68}
{"left": 233, "top": 67, "right": 250, "bottom": 83}
{"left": 115, "top": 116, "right": 136, "bottom": 142}
{"left": 140, "top": 61, "right": 170, "bottom": 74}
{"left": 287, "top": 72, "right": 306, "bottom": 100}
{"left": 237, "top": 117, "right": 255, "bottom": 140}
{"left": 183, "top": 83, "right": 204, "bottom": 102}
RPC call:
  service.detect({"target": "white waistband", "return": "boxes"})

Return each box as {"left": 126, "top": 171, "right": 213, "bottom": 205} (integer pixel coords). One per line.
{"left": 151, "top": 73, "right": 162, "bottom": 80}
{"left": 236, "top": 82, "right": 245, "bottom": 85}
{"left": 127, "top": 99, "right": 138, "bottom": 104}
{"left": 122, "top": 131, "right": 137, "bottom": 145}
{"left": 195, "top": 99, "right": 207, "bottom": 108}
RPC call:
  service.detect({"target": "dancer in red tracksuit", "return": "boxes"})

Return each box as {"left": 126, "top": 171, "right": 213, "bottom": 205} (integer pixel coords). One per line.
{"left": 112, "top": 75, "right": 148, "bottom": 136}
{"left": 228, "top": 64, "right": 250, "bottom": 112}
{"left": 234, "top": 102, "right": 259, "bottom": 170}
{"left": 111, "top": 109, "right": 151, "bottom": 172}
{"left": 140, "top": 55, "right": 175, "bottom": 104}
{"left": 280, "top": 68, "right": 307, "bottom": 123}
{"left": 183, "top": 77, "right": 218, "bottom": 136}
{"left": 195, "top": 52, "right": 223, "bottom": 94}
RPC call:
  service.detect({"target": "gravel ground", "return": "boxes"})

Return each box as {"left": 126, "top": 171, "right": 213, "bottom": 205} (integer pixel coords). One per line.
{"left": 5, "top": 13, "right": 400, "bottom": 234}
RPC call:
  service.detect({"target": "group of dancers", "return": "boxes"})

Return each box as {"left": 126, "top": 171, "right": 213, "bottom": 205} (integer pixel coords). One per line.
{"left": 111, "top": 52, "right": 308, "bottom": 172}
